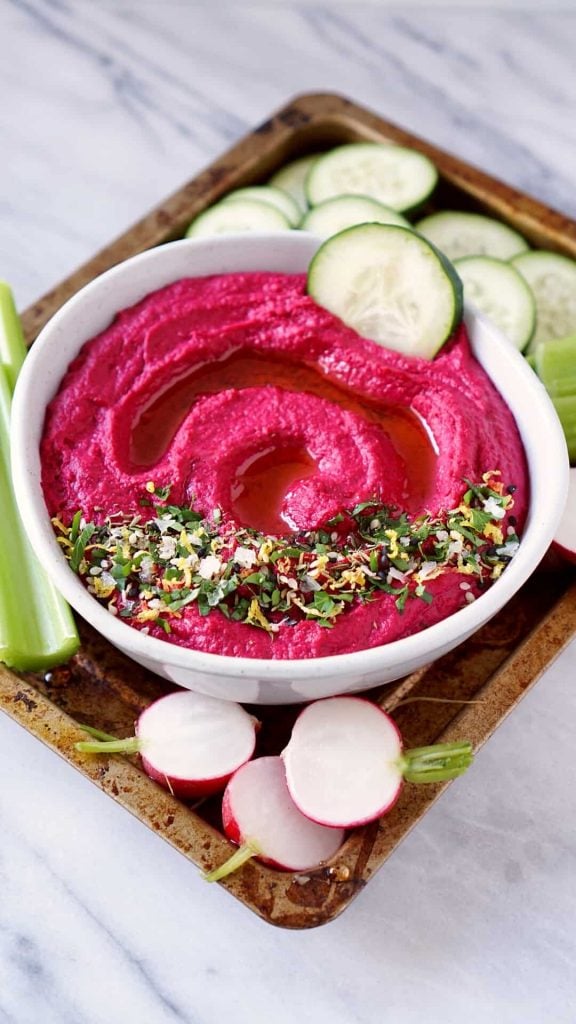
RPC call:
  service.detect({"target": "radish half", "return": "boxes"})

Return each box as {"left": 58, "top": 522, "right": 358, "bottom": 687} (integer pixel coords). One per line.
{"left": 552, "top": 465, "right": 576, "bottom": 565}
{"left": 203, "top": 757, "right": 345, "bottom": 882}
{"left": 75, "top": 690, "right": 258, "bottom": 800}
{"left": 282, "top": 697, "right": 473, "bottom": 828}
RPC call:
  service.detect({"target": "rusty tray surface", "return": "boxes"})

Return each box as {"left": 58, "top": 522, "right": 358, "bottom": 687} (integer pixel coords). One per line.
{"left": 2, "top": 92, "right": 575, "bottom": 929}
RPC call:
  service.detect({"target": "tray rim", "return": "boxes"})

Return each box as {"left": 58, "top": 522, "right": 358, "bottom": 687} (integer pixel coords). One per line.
{"left": 19, "top": 89, "right": 576, "bottom": 343}
{"left": 3, "top": 90, "right": 576, "bottom": 929}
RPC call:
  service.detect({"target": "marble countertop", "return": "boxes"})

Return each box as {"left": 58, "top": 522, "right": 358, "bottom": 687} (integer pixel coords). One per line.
{"left": 1, "top": 3, "right": 575, "bottom": 1022}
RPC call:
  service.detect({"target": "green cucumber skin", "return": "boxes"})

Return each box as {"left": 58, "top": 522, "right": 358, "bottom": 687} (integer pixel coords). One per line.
{"left": 427, "top": 237, "right": 464, "bottom": 342}
{"left": 307, "top": 223, "right": 463, "bottom": 359}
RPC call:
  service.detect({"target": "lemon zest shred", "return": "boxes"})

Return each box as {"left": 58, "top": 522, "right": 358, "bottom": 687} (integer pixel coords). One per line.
{"left": 484, "top": 523, "right": 504, "bottom": 544}
{"left": 245, "top": 598, "right": 274, "bottom": 632}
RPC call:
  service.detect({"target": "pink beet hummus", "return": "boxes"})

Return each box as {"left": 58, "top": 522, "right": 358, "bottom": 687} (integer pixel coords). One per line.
{"left": 41, "top": 272, "right": 528, "bottom": 659}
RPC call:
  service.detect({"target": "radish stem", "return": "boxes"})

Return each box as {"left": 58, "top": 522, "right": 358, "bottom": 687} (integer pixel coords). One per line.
{"left": 400, "top": 741, "right": 473, "bottom": 783}
{"left": 394, "top": 697, "right": 485, "bottom": 708}
{"left": 78, "top": 724, "right": 121, "bottom": 742}
{"left": 203, "top": 840, "right": 261, "bottom": 883}
{"left": 75, "top": 736, "right": 141, "bottom": 755}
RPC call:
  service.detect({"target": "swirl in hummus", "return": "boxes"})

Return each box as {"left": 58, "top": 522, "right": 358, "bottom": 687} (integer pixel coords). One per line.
{"left": 42, "top": 272, "right": 528, "bottom": 659}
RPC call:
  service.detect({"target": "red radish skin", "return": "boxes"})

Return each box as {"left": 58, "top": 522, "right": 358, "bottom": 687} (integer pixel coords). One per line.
{"left": 552, "top": 466, "right": 576, "bottom": 566}
{"left": 75, "top": 690, "right": 258, "bottom": 801}
{"left": 283, "top": 696, "right": 473, "bottom": 829}
{"left": 204, "top": 756, "right": 345, "bottom": 881}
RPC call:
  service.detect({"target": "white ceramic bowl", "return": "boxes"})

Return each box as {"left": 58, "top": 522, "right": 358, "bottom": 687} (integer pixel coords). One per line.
{"left": 11, "top": 234, "right": 569, "bottom": 704}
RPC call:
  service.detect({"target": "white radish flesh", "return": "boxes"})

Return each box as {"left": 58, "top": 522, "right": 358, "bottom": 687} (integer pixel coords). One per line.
{"left": 283, "top": 697, "right": 404, "bottom": 828}
{"left": 204, "top": 757, "right": 344, "bottom": 880}
{"left": 283, "top": 696, "right": 474, "bottom": 829}
{"left": 76, "top": 690, "right": 258, "bottom": 800}
{"left": 137, "top": 691, "right": 257, "bottom": 798}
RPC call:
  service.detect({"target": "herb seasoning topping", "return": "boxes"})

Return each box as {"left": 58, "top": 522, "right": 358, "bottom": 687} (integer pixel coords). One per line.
{"left": 53, "top": 472, "right": 519, "bottom": 635}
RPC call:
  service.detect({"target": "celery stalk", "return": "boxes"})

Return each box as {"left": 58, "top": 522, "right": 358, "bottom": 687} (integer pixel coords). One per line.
{"left": 0, "top": 282, "right": 27, "bottom": 391}
{"left": 551, "top": 395, "right": 576, "bottom": 463}
{"left": 0, "top": 289, "right": 79, "bottom": 671}
{"left": 530, "top": 333, "right": 576, "bottom": 464}
{"left": 534, "top": 333, "right": 576, "bottom": 399}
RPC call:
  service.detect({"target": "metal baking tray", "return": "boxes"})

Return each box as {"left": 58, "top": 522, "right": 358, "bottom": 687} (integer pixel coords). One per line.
{"left": 2, "top": 93, "right": 575, "bottom": 929}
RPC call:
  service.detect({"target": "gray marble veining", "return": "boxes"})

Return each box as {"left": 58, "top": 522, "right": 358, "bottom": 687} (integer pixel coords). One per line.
{"left": 1, "top": 3, "right": 576, "bottom": 1022}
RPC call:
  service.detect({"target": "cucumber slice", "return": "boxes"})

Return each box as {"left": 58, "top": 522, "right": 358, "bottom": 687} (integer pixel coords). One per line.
{"left": 533, "top": 334, "right": 576, "bottom": 398}
{"left": 300, "top": 195, "right": 410, "bottom": 239}
{"left": 416, "top": 211, "right": 529, "bottom": 261}
{"left": 222, "top": 186, "right": 301, "bottom": 227}
{"left": 186, "top": 199, "right": 291, "bottom": 238}
{"left": 269, "top": 155, "right": 321, "bottom": 213}
{"left": 305, "top": 143, "right": 438, "bottom": 214}
{"left": 512, "top": 250, "right": 576, "bottom": 353}
{"left": 307, "top": 223, "right": 463, "bottom": 359}
{"left": 454, "top": 256, "right": 535, "bottom": 351}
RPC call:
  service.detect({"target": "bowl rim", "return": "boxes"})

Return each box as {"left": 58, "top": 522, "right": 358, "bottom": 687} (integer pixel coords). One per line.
{"left": 10, "top": 233, "right": 570, "bottom": 682}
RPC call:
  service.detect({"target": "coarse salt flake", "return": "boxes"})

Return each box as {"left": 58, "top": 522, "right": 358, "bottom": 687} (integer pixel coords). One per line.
{"left": 496, "top": 540, "right": 520, "bottom": 558}
{"left": 158, "top": 537, "right": 177, "bottom": 560}
{"left": 234, "top": 546, "right": 257, "bottom": 569}
{"left": 483, "top": 496, "right": 506, "bottom": 520}
{"left": 387, "top": 567, "right": 407, "bottom": 583}
{"left": 418, "top": 561, "right": 439, "bottom": 580}
{"left": 198, "top": 554, "right": 223, "bottom": 580}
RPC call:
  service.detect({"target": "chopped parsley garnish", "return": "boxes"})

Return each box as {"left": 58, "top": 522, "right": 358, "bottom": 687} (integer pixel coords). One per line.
{"left": 52, "top": 471, "right": 520, "bottom": 635}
